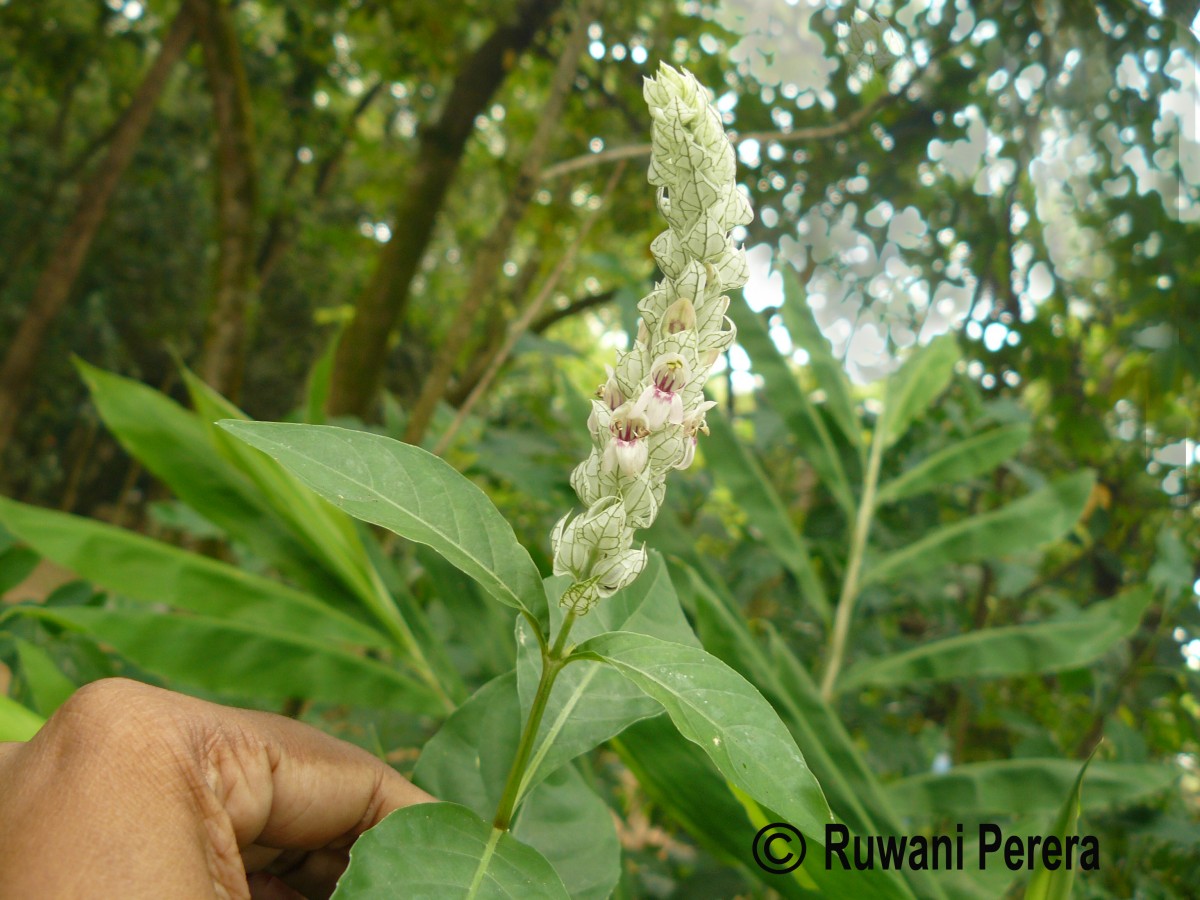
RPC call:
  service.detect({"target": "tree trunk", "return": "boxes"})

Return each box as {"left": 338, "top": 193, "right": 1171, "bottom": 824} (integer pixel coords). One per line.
{"left": 325, "top": 0, "right": 564, "bottom": 419}
{"left": 0, "top": 5, "right": 195, "bottom": 454}
{"left": 402, "top": 0, "right": 596, "bottom": 446}
{"left": 190, "top": 0, "right": 258, "bottom": 403}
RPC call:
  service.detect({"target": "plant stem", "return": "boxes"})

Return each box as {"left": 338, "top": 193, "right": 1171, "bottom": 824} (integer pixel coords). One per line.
{"left": 492, "top": 608, "right": 577, "bottom": 830}
{"left": 820, "top": 406, "right": 887, "bottom": 701}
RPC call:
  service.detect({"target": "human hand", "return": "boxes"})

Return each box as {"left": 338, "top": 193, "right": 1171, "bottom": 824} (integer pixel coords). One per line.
{"left": 0, "top": 678, "right": 433, "bottom": 899}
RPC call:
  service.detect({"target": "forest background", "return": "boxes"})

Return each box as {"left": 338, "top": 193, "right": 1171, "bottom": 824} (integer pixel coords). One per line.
{"left": 0, "top": 0, "right": 1197, "bottom": 896}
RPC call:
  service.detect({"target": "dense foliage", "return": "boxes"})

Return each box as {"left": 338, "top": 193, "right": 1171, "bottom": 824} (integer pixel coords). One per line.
{"left": 1, "top": 0, "right": 1196, "bottom": 896}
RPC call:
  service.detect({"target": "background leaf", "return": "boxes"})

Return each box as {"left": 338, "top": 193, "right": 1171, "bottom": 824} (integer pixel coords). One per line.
{"left": 76, "top": 361, "right": 348, "bottom": 601}
{"left": 876, "top": 424, "right": 1030, "bottom": 504}
{"left": 0, "top": 693, "right": 44, "bottom": 741}
{"left": 0, "top": 497, "right": 387, "bottom": 649}
{"left": 838, "top": 586, "right": 1153, "bottom": 691}
{"left": 13, "top": 637, "right": 76, "bottom": 716}
{"left": 1024, "top": 750, "right": 1099, "bottom": 900}
{"left": 727, "top": 297, "right": 857, "bottom": 517}
{"left": 887, "top": 757, "right": 1175, "bottom": 819}
{"left": 7, "top": 606, "right": 443, "bottom": 714}
{"left": 778, "top": 267, "right": 862, "bottom": 452}
{"left": 863, "top": 471, "right": 1095, "bottom": 586}
{"left": 881, "top": 336, "right": 960, "bottom": 448}
{"left": 702, "top": 408, "right": 831, "bottom": 623}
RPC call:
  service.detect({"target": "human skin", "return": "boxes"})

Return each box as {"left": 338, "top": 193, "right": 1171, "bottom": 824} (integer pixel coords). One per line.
{"left": 0, "top": 678, "right": 433, "bottom": 899}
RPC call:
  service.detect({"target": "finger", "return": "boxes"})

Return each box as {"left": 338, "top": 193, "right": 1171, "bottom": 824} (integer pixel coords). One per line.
{"left": 269, "top": 845, "right": 354, "bottom": 900}
{"left": 197, "top": 702, "right": 434, "bottom": 852}
{"left": 247, "top": 871, "right": 306, "bottom": 900}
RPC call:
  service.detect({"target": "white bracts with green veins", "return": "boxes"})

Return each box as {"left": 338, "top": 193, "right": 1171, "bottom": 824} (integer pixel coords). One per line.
{"left": 551, "top": 63, "right": 753, "bottom": 615}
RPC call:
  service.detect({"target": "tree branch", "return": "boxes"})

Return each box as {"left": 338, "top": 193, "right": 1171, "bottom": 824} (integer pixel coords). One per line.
{"left": 541, "top": 92, "right": 895, "bottom": 181}
{"left": 530, "top": 287, "right": 616, "bottom": 334}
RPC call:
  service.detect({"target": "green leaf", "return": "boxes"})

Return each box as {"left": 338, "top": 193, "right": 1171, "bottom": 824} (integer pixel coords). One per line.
{"left": 703, "top": 408, "right": 831, "bottom": 623}
{"left": 727, "top": 297, "right": 857, "bottom": 516}
{"left": 188, "top": 378, "right": 459, "bottom": 706}
{"left": 0, "top": 543, "right": 39, "bottom": 594}
{"left": 219, "top": 422, "right": 543, "bottom": 615}
{"left": 863, "top": 471, "right": 1095, "bottom": 587}
{"left": 6, "top": 606, "right": 443, "bottom": 715}
{"left": 0, "top": 693, "right": 44, "bottom": 741}
{"left": 838, "top": 586, "right": 1152, "bottom": 691}
{"left": 76, "top": 361, "right": 347, "bottom": 602}
{"left": 0, "top": 497, "right": 388, "bottom": 650}
{"left": 184, "top": 370, "right": 367, "bottom": 582}
{"left": 514, "top": 557, "right": 694, "bottom": 797}
{"left": 677, "top": 562, "right": 938, "bottom": 899}
{"left": 414, "top": 672, "right": 522, "bottom": 817}
{"left": 881, "top": 335, "right": 960, "bottom": 447}
{"left": 305, "top": 323, "right": 344, "bottom": 425}
{"left": 678, "top": 560, "right": 903, "bottom": 833}
{"left": 886, "top": 757, "right": 1175, "bottom": 820}
{"left": 575, "top": 631, "right": 833, "bottom": 837}
{"left": 13, "top": 638, "right": 76, "bottom": 716}
{"left": 1024, "top": 751, "right": 1099, "bottom": 900}
{"left": 613, "top": 715, "right": 762, "bottom": 868}
{"left": 411, "top": 672, "right": 618, "bottom": 900}
{"left": 331, "top": 802, "right": 569, "bottom": 899}
{"left": 512, "top": 765, "right": 621, "bottom": 900}
{"left": 778, "top": 266, "right": 861, "bottom": 451}
{"left": 876, "top": 425, "right": 1030, "bottom": 504}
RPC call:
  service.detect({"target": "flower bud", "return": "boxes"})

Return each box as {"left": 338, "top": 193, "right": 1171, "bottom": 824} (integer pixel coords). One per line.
{"left": 661, "top": 298, "right": 697, "bottom": 336}
{"left": 592, "top": 545, "right": 648, "bottom": 596}
{"left": 570, "top": 451, "right": 603, "bottom": 507}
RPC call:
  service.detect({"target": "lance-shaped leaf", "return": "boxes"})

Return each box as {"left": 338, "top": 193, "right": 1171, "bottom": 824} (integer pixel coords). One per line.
{"left": 75, "top": 361, "right": 349, "bottom": 602}
{"left": 838, "top": 586, "right": 1152, "bottom": 692}
{"left": 219, "top": 422, "right": 544, "bottom": 615}
{"left": 778, "top": 267, "right": 861, "bottom": 451}
{"left": 703, "top": 408, "right": 832, "bottom": 623}
{"left": 881, "top": 335, "right": 959, "bottom": 447}
{"left": 887, "top": 756, "right": 1174, "bottom": 820}
{"left": 0, "top": 497, "right": 387, "bottom": 650}
{"left": 331, "top": 802, "right": 568, "bottom": 899}
{"left": 13, "top": 638, "right": 76, "bottom": 716}
{"left": 863, "top": 471, "right": 1095, "bottom": 587}
{"left": 574, "top": 631, "right": 832, "bottom": 837}
{"left": 593, "top": 634, "right": 912, "bottom": 899}
{"left": 876, "top": 424, "right": 1031, "bottom": 504}
{"left": 727, "top": 297, "right": 857, "bottom": 517}
{"left": 6, "top": 606, "right": 443, "bottom": 715}
{"left": 1024, "top": 750, "right": 1100, "bottom": 900}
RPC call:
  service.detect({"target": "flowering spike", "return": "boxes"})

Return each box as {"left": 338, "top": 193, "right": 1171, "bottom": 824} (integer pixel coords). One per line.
{"left": 551, "top": 63, "right": 752, "bottom": 613}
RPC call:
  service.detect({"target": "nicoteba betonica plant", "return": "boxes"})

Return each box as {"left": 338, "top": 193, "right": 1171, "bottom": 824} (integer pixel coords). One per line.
{"left": 552, "top": 62, "right": 753, "bottom": 617}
